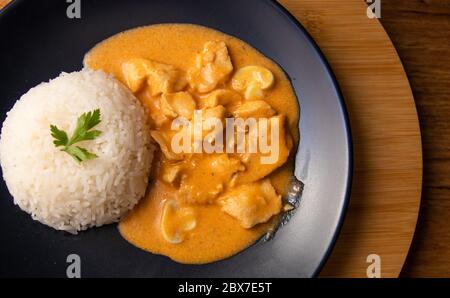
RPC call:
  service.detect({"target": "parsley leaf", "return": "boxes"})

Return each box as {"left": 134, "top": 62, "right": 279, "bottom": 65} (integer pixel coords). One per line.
{"left": 50, "top": 125, "right": 68, "bottom": 147}
{"left": 50, "top": 109, "right": 102, "bottom": 164}
{"left": 64, "top": 146, "right": 98, "bottom": 163}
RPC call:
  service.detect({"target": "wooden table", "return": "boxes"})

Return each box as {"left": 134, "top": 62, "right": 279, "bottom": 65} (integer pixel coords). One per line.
{"left": 278, "top": 0, "right": 422, "bottom": 278}
{"left": 280, "top": 0, "right": 450, "bottom": 278}
{"left": 2, "top": 0, "right": 444, "bottom": 277}
{"left": 379, "top": 0, "right": 450, "bottom": 278}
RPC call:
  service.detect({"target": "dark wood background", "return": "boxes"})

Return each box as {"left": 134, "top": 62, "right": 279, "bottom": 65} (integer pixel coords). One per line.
{"left": 379, "top": 0, "right": 450, "bottom": 277}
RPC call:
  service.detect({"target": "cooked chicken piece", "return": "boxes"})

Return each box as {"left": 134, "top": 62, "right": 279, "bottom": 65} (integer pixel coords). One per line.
{"left": 121, "top": 58, "right": 150, "bottom": 93}
{"left": 178, "top": 154, "right": 243, "bottom": 204}
{"left": 150, "top": 114, "right": 170, "bottom": 128}
{"left": 187, "top": 41, "right": 233, "bottom": 93}
{"left": 160, "top": 92, "right": 196, "bottom": 119}
{"left": 231, "top": 100, "right": 277, "bottom": 119}
{"left": 161, "top": 162, "right": 184, "bottom": 184}
{"left": 203, "top": 105, "right": 226, "bottom": 120}
{"left": 149, "top": 105, "right": 170, "bottom": 128}
{"left": 137, "top": 90, "right": 170, "bottom": 128}
{"left": 156, "top": 104, "right": 226, "bottom": 155}
{"left": 219, "top": 179, "right": 282, "bottom": 229}
{"left": 203, "top": 105, "right": 226, "bottom": 129}
{"left": 161, "top": 199, "right": 197, "bottom": 244}
{"left": 201, "top": 105, "right": 227, "bottom": 146}
{"left": 197, "top": 89, "right": 242, "bottom": 109}
{"left": 150, "top": 130, "right": 185, "bottom": 161}
{"left": 235, "top": 115, "right": 292, "bottom": 184}
{"left": 121, "top": 58, "right": 187, "bottom": 95}
{"left": 147, "top": 62, "right": 187, "bottom": 96}
{"left": 232, "top": 65, "right": 274, "bottom": 100}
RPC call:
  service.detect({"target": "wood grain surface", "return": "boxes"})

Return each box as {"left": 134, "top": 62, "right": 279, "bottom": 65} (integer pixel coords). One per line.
{"left": 0, "top": 0, "right": 425, "bottom": 277}
{"left": 380, "top": 0, "right": 450, "bottom": 277}
{"left": 0, "top": 0, "right": 9, "bottom": 10}
{"left": 278, "top": 0, "right": 422, "bottom": 277}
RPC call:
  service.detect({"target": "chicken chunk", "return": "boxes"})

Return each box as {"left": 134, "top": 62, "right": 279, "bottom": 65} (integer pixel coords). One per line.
{"left": 235, "top": 115, "right": 292, "bottom": 184}
{"left": 187, "top": 41, "right": 234, "bottom": 93}
{"left": 161, "top": 92, "right": 196, "bottom": 120}
{"left": 178, "top": 154, "right": 244, "bottom": 204}
{"left": 121, "top": 58, "right": 150, "bottom": 93}
{"left": 201, "top": 105, "right": 227, "bottom": 145}
{"left": 138, "top": 90, "right": 170, "bottom": 128}
{"left": 231, "top": 100, "right": 277, "bottom": 119}
{"left": 147, "top": 61, "right": 187, "bottom": 96}
{"left": 121, "top": 58, "right": 187, "bottom": 95}
{"left": 161, "top": 162, "right": 184, "bottom": 184}
{"left": 202, "top": 105, "right": 226, "bottom": 129}
{"left": 150, "top": 130, "right": 185, "bottom": 161}
{"left": 219, "top": 179, "right": 282, "bottom": 229}
{"left": 197, "top": 89, "right": 242, "bottom": 110}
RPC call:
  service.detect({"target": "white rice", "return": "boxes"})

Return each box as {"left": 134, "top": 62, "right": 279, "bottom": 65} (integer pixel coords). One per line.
{"left": 0, "top": 69, "right": 154, "bottom": 233}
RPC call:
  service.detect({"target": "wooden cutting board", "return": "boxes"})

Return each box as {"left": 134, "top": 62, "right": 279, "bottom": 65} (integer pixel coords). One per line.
{"left": 0, "top": 0, "right": 8, "bottom": 9}
{"left": 0, "top": 0, "right": 422, "bottom": 277}
{"left": 278, "top": 0, "right": 422, "bottom": 277}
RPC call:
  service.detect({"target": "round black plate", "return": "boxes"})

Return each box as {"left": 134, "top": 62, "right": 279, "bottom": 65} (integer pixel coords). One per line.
{"left": 0, "top": 0, "right": 352, "bottom": 277}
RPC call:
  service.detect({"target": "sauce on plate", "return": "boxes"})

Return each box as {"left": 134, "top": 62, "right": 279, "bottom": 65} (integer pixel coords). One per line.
{"left": 85, "top": 24, "right": 299, "bottom": 264}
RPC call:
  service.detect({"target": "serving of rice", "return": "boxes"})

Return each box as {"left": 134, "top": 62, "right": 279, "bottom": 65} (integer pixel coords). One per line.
{"left": 0, "top": 69, "right": 153, "bottom": 233}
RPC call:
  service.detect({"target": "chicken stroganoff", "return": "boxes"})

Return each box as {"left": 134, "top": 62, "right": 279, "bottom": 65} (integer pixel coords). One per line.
{"left": 85, "top": 24, "right": 299, "bottom": 264}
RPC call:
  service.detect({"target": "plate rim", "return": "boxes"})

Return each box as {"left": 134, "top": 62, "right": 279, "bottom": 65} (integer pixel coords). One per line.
{"left": 266, "top": 0, "right": 353, "bottom": 277}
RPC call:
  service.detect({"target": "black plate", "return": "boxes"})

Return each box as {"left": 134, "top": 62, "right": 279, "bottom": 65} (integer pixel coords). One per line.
{"left": 0, "top": 0, "right": 352, "bottom": 277}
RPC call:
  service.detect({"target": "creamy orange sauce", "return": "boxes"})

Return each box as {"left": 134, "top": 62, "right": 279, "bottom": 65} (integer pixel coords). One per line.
{"left": 85, "top": 24, "right": 299, "bottom": 264}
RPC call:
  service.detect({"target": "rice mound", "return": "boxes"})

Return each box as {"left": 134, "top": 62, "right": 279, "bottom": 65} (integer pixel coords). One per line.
{"left": 0, "top": 69, "right": 154, "bottom": 233}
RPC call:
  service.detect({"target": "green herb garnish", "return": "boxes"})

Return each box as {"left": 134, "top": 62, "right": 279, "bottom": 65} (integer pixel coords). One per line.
{"left": 50, "top": 109, "right": 102, "bottom": 164}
